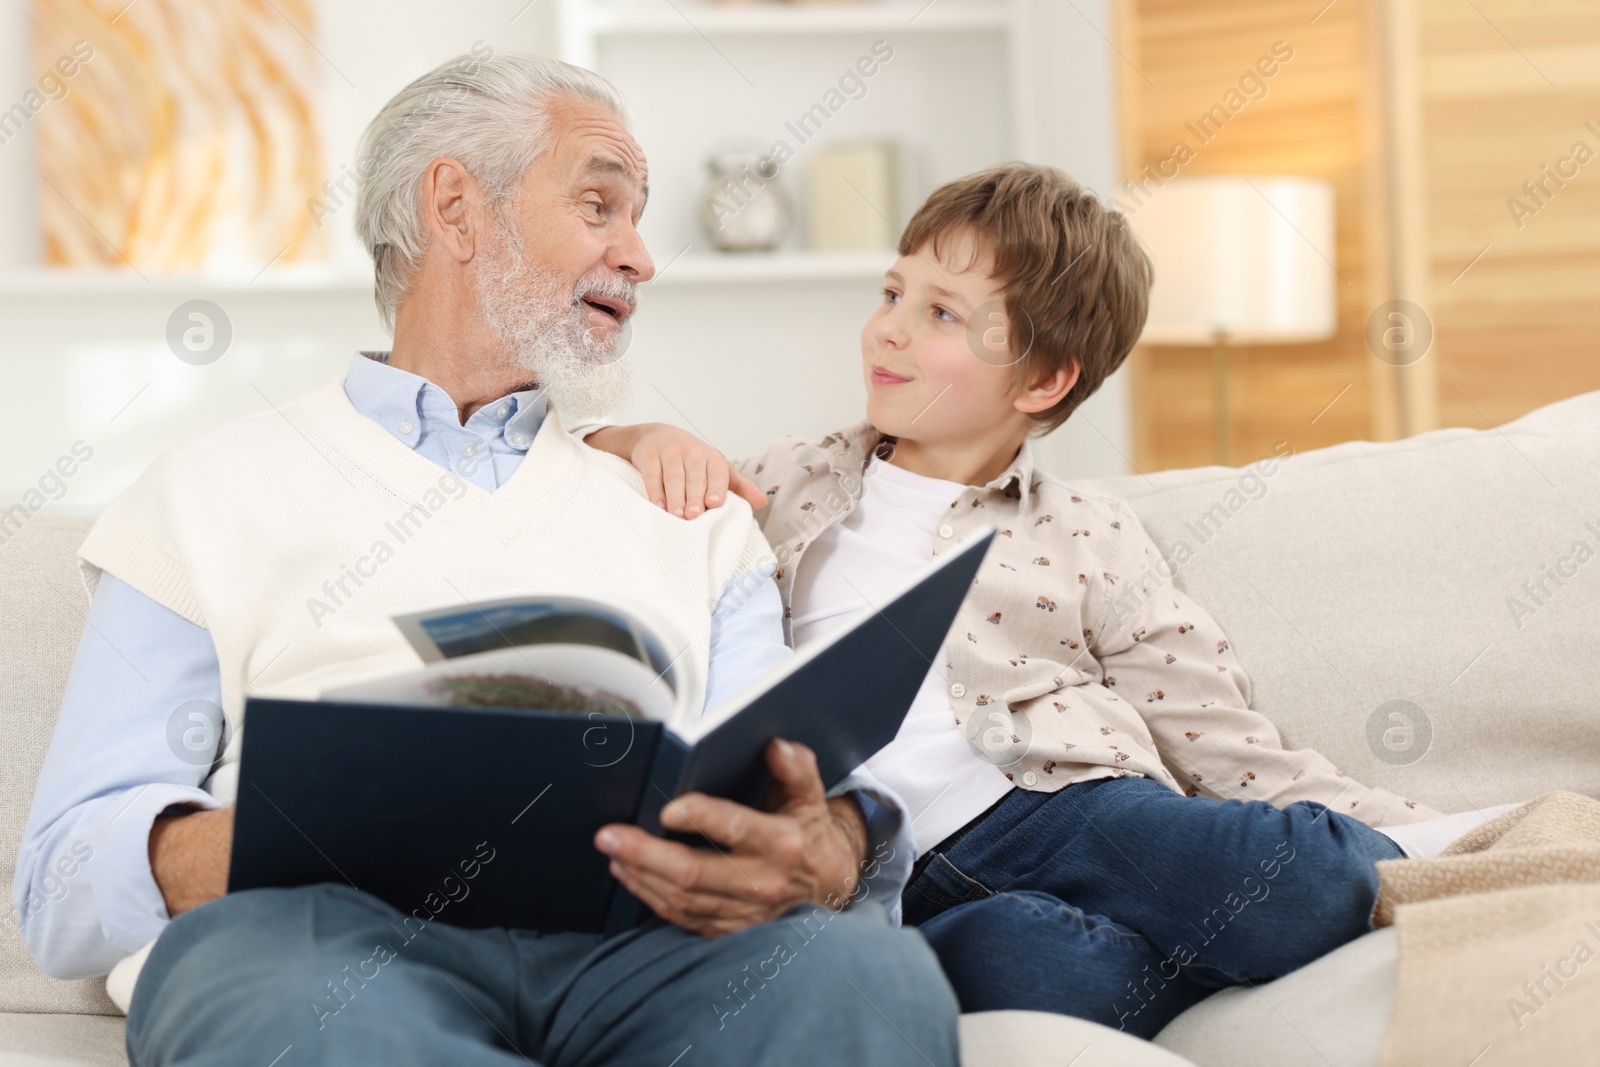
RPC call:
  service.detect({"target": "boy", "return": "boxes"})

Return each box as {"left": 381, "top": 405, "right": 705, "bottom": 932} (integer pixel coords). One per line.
{"left": 585, "top": 163, "right": 1481, "bottom": 1036}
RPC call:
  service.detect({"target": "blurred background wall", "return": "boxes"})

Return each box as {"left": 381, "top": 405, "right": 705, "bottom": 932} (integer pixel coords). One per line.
{"left": 0, "top": 0, "right": 1124, "bottom": 518}
{"left": 1120, "top": 0, "right": 1600, "bottom": 468}
{"left": 0, "top": 0, "right": 1594, "bottom": 521}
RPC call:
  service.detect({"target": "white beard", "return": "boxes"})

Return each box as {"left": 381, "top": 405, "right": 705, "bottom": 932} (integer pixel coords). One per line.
{"left": 473, "top": 215, "right": 636, "bottom": 421}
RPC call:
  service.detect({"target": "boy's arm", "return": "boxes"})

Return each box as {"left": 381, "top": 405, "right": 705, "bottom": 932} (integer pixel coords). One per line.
{"left": 583, "top": 423, "right": 766, "bottom": 519}
{"left": 1093, "top": 502, "right": 1443, "bottom": 827}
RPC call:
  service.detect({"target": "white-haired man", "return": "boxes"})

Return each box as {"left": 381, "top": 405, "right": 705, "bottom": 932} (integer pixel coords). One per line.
{"left": 14, "top": 51, "right": 959, "bottom": 1066}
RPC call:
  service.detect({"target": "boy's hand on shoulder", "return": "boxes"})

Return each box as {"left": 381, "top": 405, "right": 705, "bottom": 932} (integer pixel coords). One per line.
{"left": 593, "top": 740, "right": 866, "bottom": 938}
{"left": 585, "top": 423, "right": 766, "bottom": 519}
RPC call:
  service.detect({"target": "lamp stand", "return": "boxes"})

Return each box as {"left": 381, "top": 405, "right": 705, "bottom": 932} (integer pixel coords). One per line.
{"left": 1212, "top": 329, "right": 1232, "bottom": 466}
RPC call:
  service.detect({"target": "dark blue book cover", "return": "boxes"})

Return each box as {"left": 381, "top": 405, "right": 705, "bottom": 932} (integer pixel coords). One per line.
{"left": 228, "top": 529, "right": 996, "bottom": 935}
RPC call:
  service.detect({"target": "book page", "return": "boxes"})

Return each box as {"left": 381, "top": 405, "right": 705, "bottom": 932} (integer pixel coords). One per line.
{"left": 322, "top": 644, "right": 678, "bottom": 723}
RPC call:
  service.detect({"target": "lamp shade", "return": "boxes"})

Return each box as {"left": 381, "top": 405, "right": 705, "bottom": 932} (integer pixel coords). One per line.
{"left": 1128, "top": 176, "right": 1337, "bottom": 345}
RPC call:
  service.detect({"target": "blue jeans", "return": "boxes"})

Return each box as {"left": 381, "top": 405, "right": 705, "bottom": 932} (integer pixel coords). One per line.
{"left": 900, "top": 776, "right": 1404, "bottom": 1038}
{"left": 127, "top": 883, "right": 959, "bottom": 1067}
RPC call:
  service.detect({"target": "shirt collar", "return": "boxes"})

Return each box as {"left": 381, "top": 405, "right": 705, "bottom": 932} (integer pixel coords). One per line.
{"left": 993, "top": 436, "right": 1039, "bottom": 508}
{"left": 499, "top": 390, "right": 548, "bottom": 452}
{"left": 343, "top": 351, "right": 547, "bottom": 453}
{"left": 830, "top": 419, "right": 1038, "bottom": 507}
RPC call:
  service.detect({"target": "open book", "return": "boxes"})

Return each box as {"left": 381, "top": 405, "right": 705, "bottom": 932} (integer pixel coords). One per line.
{"left": 227, "top": 528, "right": 996, "bottom": 935}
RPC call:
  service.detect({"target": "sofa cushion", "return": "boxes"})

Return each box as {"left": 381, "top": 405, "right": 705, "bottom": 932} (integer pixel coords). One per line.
{"left": 1154, "top": 929, "right": 1396, "bottom": 1067}
{"left": 0, "top": 1012, "right": 126, "bottom": 1067}
{"left": 0, "top": 1009, "right": 1200, "bottom": 1067}
{"left": 1080, "top": 388, "right": 1600, "bottom": 816}
{"left": 0, "top": 1010, "right": 1203, "bottom": 1067}
{"left": 0, "top": 517, "right": 116, "bottom": 1016}
{"left": 962, "top": 1010, "right": 1197, "bottom": 1066}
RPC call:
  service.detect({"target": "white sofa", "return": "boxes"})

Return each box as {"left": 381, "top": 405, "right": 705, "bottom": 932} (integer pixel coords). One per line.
{"left": 4, "top": 389, "right": 1597, "bottom": 1067}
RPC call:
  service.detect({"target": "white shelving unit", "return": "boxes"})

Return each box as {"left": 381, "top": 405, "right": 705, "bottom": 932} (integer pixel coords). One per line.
{"left": 0, "top": 266, "right": 374, "bottom": 298}
{"left": 556, "top": 0, "right": 1039, "bottom": 284}
{"left": 0, "top": 257, "right": 895, "bottom": 295}
{"left": 569, "top": 1, "right": 1014, "bottom": 43}
{"left": 543, "top": 0, "right": 1133, "bottom": 482}
{"left": 650, "top": 249, "right": 894, "bottom": 285}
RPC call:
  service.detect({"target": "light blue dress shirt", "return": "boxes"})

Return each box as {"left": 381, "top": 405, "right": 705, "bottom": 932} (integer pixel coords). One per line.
{"left": 14, "top": 352, "right": 911, "bottom": 980}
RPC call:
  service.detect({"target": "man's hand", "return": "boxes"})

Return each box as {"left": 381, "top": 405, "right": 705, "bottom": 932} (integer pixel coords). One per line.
{"left": 595, "top": 739, "right": 869, "bottom": 938}
{"left": 584, "top": 423, "right": 766, "bottom": 519}
{"left": 149, "top": 806, "right": 233, "bottom": 917}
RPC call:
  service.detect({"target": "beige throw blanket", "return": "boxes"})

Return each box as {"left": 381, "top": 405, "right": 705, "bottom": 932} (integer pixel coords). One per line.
{"left": 1376, "top": 790, "right": 1600, "bottom": 1066}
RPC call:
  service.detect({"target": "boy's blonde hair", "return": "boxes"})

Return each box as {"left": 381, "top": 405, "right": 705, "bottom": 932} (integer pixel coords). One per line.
{"left": 900, "top": 163, "right": 1153, "bottom": 433}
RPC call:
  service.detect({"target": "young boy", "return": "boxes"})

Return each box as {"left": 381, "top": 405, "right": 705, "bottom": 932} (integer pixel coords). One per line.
{"left": 585, "top": 163, "right": 1476, "bottom": 1037}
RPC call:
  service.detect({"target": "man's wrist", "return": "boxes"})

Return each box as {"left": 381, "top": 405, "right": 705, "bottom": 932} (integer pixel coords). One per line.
{"left": 826, "top": 794, "right": 869, "bottom": 869}
{"left": 149, "top": 806, "right": 232, "bottom": 917}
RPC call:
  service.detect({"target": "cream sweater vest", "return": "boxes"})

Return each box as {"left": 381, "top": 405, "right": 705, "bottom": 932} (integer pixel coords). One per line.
{"left": 77, "top": 376, "right": 772, "bottom": 805}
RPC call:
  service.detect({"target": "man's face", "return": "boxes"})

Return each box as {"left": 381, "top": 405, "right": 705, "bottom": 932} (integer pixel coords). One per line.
{"left": 473, "top": 96, "right": 654, "bottom": 419}
{"left": 860, "top": 230, "right": 1027, "bottom": 446}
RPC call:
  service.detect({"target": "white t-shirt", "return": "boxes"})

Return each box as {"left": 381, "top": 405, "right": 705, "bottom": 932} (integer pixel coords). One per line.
{"left": 791, "top": 456, "right": 1013, "bottom": 855}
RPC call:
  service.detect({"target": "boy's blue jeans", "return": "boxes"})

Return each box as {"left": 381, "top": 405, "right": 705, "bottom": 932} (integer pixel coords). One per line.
{"left": 901, "top": 775, "right": 1404, "bottom": 1038}
{"left": 126, "top": 882, "right": 959, "bottom": 1067}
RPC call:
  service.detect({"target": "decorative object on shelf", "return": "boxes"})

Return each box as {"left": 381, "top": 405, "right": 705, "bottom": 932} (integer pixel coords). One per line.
{"left": 1129, "top": 175, "right": 1336, "bottom": 465}
{"left": 699, "top": 140, "right": 795, "bottom": 253}
{"left": 808, "top": 141, "right": 901, "bottom": 252}
{"left": 30, "top": 0, "right": 326, "bottom": 272}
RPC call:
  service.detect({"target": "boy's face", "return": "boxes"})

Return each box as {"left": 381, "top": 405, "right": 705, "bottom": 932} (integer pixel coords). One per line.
{"left": 860, "top": 230, "right": 1035, "bottom": 448}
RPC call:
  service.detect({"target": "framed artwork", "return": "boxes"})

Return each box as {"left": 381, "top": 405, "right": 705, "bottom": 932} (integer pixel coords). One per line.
{"left": 29, "top": 0, "right": 326, "bottom": 271}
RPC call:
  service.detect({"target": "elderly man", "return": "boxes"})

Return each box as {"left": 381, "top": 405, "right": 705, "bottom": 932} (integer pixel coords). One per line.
{"left": 14, "top": 52, "right": 958, "bottom": 1066}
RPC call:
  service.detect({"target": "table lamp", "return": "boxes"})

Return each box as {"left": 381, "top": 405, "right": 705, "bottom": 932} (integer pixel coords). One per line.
{"left": 1128, "top": 176, "right": 1337, "bottom": 465}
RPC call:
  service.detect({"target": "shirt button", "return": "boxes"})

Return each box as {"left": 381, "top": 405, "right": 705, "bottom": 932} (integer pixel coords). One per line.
{"left": 512, "top": 433, "right": 528, "bottom": 446}
{"left": 949, "top": 683, "right": 966, "bottom": 698}
{"left": 1022, "top": 771, "right": 1038, "bottom": 786}
{"left": 462, "top": 443, "right": 477, "bottom": 457}
{"left": 496, "top": 403, "right": 509, "bottom": 418}
{"left": 400, "top": 420, "right": 413, "bottom": 434}
{"left": 938, "top": 524, "right": 955, "bottom": 539}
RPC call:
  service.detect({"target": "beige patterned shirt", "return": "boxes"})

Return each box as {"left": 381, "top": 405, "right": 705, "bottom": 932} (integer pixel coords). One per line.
{"left": 737, "top": 421, "right": 1440, "bottom": 829}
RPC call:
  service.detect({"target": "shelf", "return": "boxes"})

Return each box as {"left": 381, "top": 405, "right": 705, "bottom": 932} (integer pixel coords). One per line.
{"left": 0, "top": 266, "right": 375, "bottom": 297}
{"left": 579, "top": 0, "right": 1013, "bottom": 35}
{"left": 648, "top": 250, "right": 895, "bottom": 284}
{"left": 0, "top": 253, "right": 894, "bottom": 297}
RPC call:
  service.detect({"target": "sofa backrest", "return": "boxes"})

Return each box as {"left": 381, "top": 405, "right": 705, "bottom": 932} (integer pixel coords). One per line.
{"left": 1, "top": 515, "right": 117, "bottom": 1014}
{"left": 1079, "top": 388, "right": 1600, "bottom": 815}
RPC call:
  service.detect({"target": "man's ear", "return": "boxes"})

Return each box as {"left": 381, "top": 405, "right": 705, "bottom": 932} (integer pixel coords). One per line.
{"left": 1014, "top": 358, "right": 1080, "bottom": 416}
{"left": 420, "top": 157, "right": 484, "bottom": 265}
